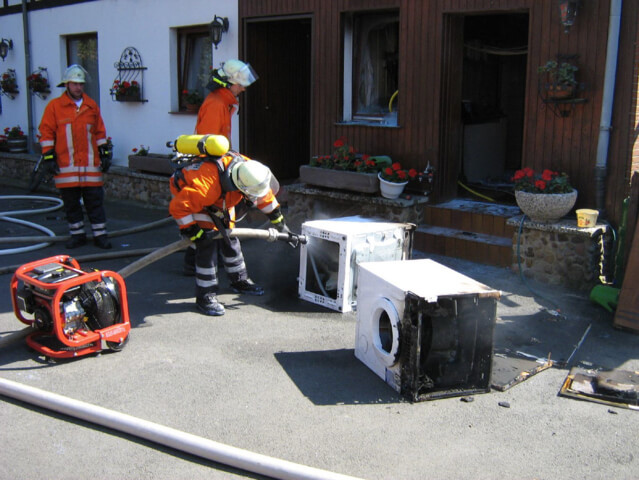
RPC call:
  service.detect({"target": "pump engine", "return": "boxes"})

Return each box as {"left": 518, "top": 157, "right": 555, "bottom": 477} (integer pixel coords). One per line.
{"left": 11, "top": 255, "right": 130, "bottom": 359}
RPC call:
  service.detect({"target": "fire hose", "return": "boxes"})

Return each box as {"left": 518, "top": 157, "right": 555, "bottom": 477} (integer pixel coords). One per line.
{"left": 0, "top": 227, "right": 305, "bottom": 349}
{"left": 0, "top": 228, "right": 364, "bottom": 480}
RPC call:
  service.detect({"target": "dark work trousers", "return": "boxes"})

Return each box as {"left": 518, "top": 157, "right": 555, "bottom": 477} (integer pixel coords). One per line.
{"left": 195, "top": 234, "right": 248, "bottom": 299}
{"left": 59, "top": 186, "right": 107, "bottom": 237}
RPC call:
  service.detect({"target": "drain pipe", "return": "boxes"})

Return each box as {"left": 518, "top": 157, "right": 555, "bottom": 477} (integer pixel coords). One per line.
{"left": 22, "top": 0, "right": 34, "bottom": 152}
{"left": 594, "top": 0, "right": 623, "bottom": 217}
{"left": 0, "top": 378, "right": 363, "bottom": 480}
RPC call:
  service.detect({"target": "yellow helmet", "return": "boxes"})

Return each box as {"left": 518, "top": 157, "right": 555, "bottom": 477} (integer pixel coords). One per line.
{"left": 231, "top": 160, "right": 273, "bottom": 198}
{"left": 57, "top": 64, "right": 88, "bottom": 87}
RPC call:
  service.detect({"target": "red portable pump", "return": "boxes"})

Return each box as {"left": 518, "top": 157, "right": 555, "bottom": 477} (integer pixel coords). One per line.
{"left": 10, "top": 255, "right": 130, "bottom": 359}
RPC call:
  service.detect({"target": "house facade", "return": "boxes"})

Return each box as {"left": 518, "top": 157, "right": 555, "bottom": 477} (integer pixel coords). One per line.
{"left": 1, "top": 0, "right": 637, "bottom": 228}
{"left": 238, "top": 0, "right": 638, "bottom": 227}
{"left": 0, "top": 0, "right": 241, "bottom": 159}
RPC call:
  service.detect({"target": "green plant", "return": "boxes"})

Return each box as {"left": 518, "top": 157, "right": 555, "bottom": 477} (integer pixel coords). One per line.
{"left": 111, "top": 79, "right": 140, "bottom": 97}
{"left": 512, "top": 167, "right": 573, "bottom": 194}
{"left": 538, "top": 60, "right": 578, "bottom": 86}
{"left": 27, "top": 70, "right": 50, "bottom": 92}
{"left": 131, "top": 144, "right": 149, "bottom": 156}
{"left": 379, "top": 162, "right": 418, "bottom": 184}
{"left": 182, "top": 89, "right": 204, "bottom": 105}
{"left": 1, "top": 69, "right": 18, "bottom": 93}
{"left": 309, "top": 137, "right": 383, "bottom": 173}
{"left": 4, "top": 125, "right": 24, "bottom": 139}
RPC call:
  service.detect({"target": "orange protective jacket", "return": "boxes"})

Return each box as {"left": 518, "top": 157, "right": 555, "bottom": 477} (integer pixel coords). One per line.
{"left": 38, "top": 91, "right": 108, "bottom": 188}
{"left": 195, "top": 88, "right": 237, "bottom": 142}
{"left": 169, "top": 153, "right": 279, "bottom": 232}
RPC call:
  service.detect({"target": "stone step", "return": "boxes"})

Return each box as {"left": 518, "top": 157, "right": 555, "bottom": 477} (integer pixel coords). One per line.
{"left": 423, "top": 199, "right": 521, "bottom": 239}
{"left": 413, "top": 225, "right": 513, "bottom": 268}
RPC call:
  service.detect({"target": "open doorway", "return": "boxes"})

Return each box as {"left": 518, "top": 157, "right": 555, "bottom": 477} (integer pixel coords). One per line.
{"left": 459, "top": 13, "right": 528, "bottom": 203}
{"left": 242, "top": 17, "right": 312, "bottom": 182}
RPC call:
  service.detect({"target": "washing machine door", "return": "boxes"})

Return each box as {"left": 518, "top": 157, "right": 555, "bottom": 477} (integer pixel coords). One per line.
{"left": 371, "top": 297, "right": 401, "bottom": 367}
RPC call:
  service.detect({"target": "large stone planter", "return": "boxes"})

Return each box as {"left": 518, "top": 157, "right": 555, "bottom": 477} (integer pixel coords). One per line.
{"left": 299, "top": 165, "right": 379, "bottom": 194}
{"left": 128, "top": 154, "right": 174, "bottom": 175}
{"left": 515, "top": 189, "right": 578, "bottom": 223}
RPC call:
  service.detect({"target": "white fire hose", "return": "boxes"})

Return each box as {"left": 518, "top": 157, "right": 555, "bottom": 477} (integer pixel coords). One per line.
{"left": 0, "top": 378, "right": 363, "bottom": 480}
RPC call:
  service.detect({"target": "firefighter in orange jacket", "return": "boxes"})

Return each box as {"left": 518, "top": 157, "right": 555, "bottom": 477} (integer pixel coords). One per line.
{"left": 38, "top": 64, "right": 113, "bottom": 249}
{"left": 182, "top": 60, "right": 259, "bottom": 276}
{"left": 169, "top": 136, "right": 289, "bottom": 316}
{"left": 195, "top": 59, "right": 258, "bottom": 142}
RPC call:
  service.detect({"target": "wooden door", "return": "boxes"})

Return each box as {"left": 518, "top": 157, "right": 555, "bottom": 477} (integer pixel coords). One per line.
{"left": 242, "top": 18, "right": 312, "bottom": 182}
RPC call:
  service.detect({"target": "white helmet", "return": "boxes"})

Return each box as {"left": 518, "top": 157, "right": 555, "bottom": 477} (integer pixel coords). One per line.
{"left": 231, "top": 160, "right": 276, "bottom": 199}
{"left": 57, "top": 64, "right": 88, "bottom": 87}
{"left": 218, "top": 59, "right": 258, "bottom": 87}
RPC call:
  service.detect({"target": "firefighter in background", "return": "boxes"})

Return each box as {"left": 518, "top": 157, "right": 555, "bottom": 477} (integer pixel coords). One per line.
{"left": 39, "top": 64, "right": 113, "bottom": 249}
{"left": 182, "top": 59, "right": 259, "bottom": 275}
{"left": 195, "top": 59, "right": 258, "bottom": 141}
{"left": 169, "top": 135, "right": 290, "bottom": 316}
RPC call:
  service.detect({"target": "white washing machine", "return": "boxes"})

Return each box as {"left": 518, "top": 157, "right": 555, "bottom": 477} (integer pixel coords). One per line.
{"left": 298, "top": 216, "right": 414, "bottom": 312}
{"left": 355, "top": 259, "right": 500, "bottom": 401}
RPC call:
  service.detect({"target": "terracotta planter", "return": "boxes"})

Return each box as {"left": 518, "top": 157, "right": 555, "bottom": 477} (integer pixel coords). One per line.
{"left": 299, "top": 165, "right": 379, "bottom": 194}
{"left": 515, "top": 189, "right": 578, "bottom": 223}
{"left": 185, "top": 103, "right": 200, "bottom": 113}
{"left": 545, "top": 84, "right": 575, "bottom": 100}
{"left": 116, "top": 93, "right": 141, "bottom": 102}
{"left": 378, "top": 173, "right": 408, "bottom": 199}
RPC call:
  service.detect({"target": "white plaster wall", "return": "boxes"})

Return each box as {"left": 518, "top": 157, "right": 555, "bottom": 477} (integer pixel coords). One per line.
{"left": 0, "top": 0, "right": 239, "bottom": 165}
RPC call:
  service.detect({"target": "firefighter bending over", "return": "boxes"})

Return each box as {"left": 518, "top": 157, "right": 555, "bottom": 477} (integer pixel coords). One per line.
{"left": 169, "top": 135, "right": 290, "bottom": 316}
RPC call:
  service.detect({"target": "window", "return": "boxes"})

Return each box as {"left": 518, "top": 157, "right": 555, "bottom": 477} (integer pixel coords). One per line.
{"left": 343, "top": 11, "right": 399, "bottom": 126}
{"left": 66, "top": 33, "right": 99, "bottom": 106}
{"left": 177, "top": 26, "right": 211, "bottom": 111}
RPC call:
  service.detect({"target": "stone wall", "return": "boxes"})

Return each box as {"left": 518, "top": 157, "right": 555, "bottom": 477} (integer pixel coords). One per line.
{"left": 508, "top": 217, "right": 611, "bottom": 291}
{"left": 0, "top": 152, "right": 172, "bottom": 207}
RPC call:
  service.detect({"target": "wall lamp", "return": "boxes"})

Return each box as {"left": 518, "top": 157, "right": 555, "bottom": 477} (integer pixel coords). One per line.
{"left": 559, "top": 0, "right": 580, "bottom": 33}
{"left": 0, "top": 38, "right": 13, "bottom": 62}
{"left": 209, "top": 15, "right": 229, "bottom": 49}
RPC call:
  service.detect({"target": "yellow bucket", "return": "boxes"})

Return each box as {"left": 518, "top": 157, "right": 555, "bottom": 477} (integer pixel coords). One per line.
{"left": 576, "top": 209, "right": 598, "bottom": 228}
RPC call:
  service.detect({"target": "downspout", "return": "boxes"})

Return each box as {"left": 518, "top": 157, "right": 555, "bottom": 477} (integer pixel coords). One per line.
{"left": 22, "top": 0, "right": 33, "bottom": 152}
{"left": 594, "top": 0, "right": 623, "bottom": 217}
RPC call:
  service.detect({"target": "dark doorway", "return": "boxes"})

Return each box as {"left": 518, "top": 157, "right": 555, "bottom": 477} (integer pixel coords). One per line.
{"left": 243, "top": 17, "right": 312, "bottom": 182}
{"left": 461, "top": 12, "right": 528, "bottom": 199}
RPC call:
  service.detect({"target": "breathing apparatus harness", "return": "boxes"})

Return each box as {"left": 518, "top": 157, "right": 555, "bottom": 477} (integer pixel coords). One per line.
{"left": 170, "top": 141, "right": 252, "bottom": 246}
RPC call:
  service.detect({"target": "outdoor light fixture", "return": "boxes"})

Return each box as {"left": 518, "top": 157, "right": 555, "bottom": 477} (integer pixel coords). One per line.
{"left": 0, "top": 38, "right": 13, "bottom": 62}
{"left": 209, "top": 15, "right": 229, "bottom": 49}
{"left": 559, "top": 0, "right": 580, "bottom": 33}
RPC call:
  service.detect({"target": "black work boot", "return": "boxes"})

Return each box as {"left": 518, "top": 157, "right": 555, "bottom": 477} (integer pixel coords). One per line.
{"left": 93, "top": 235, "right": 112, "bottom": 249}
{"left": 231, "top": 279, "right": 264, "bottom": 296}
{"left": 65, "top": 234, "right": 87, "bottom": 249}
{"left": 196, "top": 293, "right": 225, "bottom": 316}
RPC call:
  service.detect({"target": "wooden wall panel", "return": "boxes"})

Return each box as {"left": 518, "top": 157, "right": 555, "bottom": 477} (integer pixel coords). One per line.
{"left": 240, "top": 0, "right": 637, "bottom": 226}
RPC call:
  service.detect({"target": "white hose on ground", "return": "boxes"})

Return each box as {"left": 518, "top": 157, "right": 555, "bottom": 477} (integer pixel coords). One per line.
{"left": 0, "top": 378, "right": 364, "bottom": 480}
{"left": 0, "top": 216, "right": 56, "bottom": 255}
{"left": 0, "top": 195, "right": 64, "bottom": 255}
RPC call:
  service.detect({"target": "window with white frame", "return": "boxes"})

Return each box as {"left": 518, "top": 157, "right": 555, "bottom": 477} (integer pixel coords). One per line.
{"left": 177, "top": 25, "right": 211, "bottom": 111}
{"left": 343, "top": 10, "right": 399, "bottom": 125}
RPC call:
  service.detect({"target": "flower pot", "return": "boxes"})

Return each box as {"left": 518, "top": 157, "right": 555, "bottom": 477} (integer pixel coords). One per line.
{"left": 299, "top": 165, "right": 379, "bottom": 194}
{"left": 185, "top": 103, "right": 200, "bottom": 113}
{"left": 6, "top": 137, "right": 27, "bottom": 153}
{"left": 546, "top": 84, "right": 575, "bottom": 100}
{"left": 116, "top": 93, "right": 141, "bottom": 102}
{"left": 515, "top": 189, "right": 578, "bottom": 223}
{"left": 378, "top": 173, "right": 408, "bottom": 199}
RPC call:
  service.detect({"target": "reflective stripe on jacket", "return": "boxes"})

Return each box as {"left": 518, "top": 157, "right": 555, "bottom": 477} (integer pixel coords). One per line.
{"left": 38, "top": 91, "right": 107, "bottom": 188}
{"left": 169, "top": 153, "right": 279, "bottom": 232}
{"left": 195, "top": 88, "right": 237, "bottom": 142}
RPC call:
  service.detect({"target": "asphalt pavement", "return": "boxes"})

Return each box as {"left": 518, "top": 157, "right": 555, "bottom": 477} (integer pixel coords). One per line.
{"left": 0, "top": 185, "right": 638, "bottom": 480}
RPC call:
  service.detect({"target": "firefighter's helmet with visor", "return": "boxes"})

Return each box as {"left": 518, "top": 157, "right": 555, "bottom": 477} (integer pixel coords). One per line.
{"left": 218, "top": 60, "right": 258, "bottom": 87}
{"left": 231, "top": 160, "right": 276, "bottom": 199}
